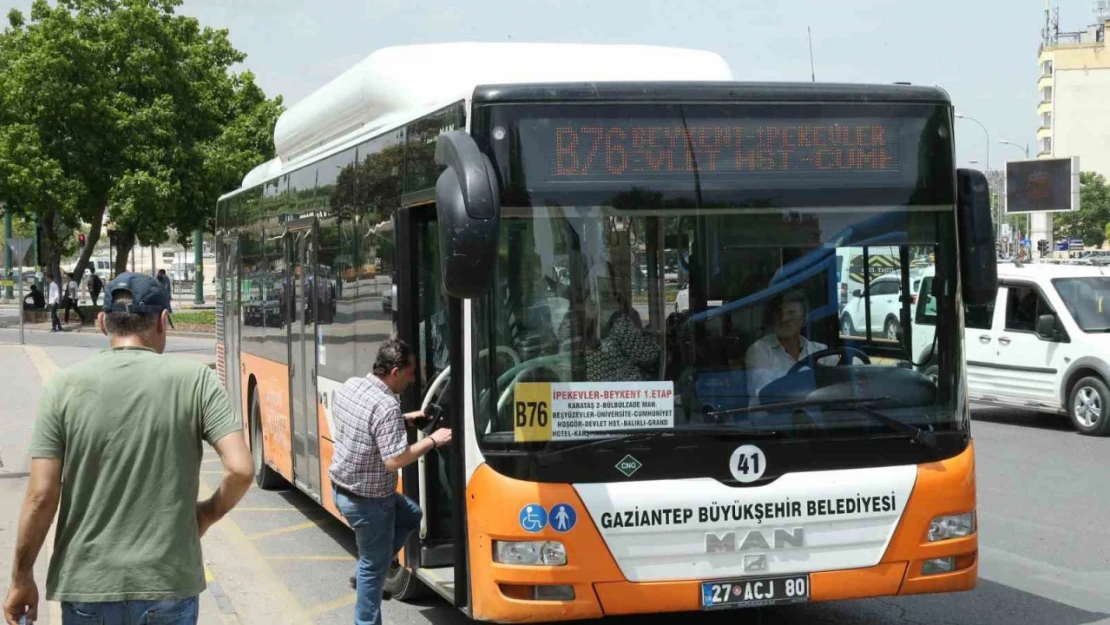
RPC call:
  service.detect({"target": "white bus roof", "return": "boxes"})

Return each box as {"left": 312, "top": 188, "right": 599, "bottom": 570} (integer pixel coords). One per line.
{"left": 230, "top": 43, "right": 733, "bottom": 197}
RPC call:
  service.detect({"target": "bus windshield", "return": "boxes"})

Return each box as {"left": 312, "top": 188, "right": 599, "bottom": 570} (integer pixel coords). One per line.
{"left": 470, "top": 100, "right": 962, "bottom": 470}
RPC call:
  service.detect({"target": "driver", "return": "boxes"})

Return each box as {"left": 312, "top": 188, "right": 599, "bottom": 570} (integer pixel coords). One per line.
{"left": 744, "top": 289, "right": 836, "bottom": 397}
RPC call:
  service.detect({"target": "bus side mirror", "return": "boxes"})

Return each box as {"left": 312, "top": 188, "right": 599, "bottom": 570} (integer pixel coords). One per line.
{"left": 956, "top": 168, "right": 997, "bottom": 307}
{"left": 434, "top": 131, "right": 501, "bottom": 299}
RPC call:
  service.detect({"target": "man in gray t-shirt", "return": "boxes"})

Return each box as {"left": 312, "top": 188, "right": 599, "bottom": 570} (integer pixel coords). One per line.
{"left": 3, "top": 273, "right": 255, "bottom": 625}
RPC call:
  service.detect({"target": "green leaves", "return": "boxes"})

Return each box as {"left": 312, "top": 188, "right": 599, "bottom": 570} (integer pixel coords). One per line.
{"left": 0, "top": 0, "right": 281, "bottom": 274}
{"left": 1056, "top": 172, "right": 1110, "bottom": 249}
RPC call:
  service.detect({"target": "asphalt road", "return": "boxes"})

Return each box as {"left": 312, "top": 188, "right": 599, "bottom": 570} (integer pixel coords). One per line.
{"left": 1, "top": 331, "right": 1108, "bottom": 625}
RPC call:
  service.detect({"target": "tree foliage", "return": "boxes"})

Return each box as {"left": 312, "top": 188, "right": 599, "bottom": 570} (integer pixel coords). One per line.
{"left": 0, "top": 0, "right": 282, "bottom": 278}
{"left": 1055, "top": 172, "right": 1110, "bottom": 249}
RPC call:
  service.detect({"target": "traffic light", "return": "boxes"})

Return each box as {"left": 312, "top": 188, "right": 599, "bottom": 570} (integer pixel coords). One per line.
{"left": 78, "top": 233, "right": 86, "bottom": 248}
{"left": 1037, "top": 239, "right": 1048, "bottom": 256}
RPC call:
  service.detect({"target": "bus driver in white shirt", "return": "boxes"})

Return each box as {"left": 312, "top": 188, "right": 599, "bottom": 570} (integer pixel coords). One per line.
{"left": 745, "top": 289, "right": 837, "bottom": 399}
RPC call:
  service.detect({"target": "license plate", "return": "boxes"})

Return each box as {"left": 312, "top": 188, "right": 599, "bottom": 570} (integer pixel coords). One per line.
{"left": 700, "top": 575, "right": 810, "bottom": 610}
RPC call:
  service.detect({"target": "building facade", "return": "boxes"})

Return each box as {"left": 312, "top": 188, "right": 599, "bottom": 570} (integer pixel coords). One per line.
{"left": 1033, "top": 6, "right": 1109, "bottom": 253}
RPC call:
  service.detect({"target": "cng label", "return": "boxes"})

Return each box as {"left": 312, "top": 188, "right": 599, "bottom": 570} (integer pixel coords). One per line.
{"left": 729, "top": 445, "right": 767, "bottom": 483}
{"left": 615, "top": 454, "right": 643, "bottom": 477}
{"left": 513, "top": 382, "right": 552, "bottom": 442}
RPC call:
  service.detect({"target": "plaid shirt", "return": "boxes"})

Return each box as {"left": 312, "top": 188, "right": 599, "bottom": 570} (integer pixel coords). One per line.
{"left": 328, "top": 375, "right": 408, "bottom": 498}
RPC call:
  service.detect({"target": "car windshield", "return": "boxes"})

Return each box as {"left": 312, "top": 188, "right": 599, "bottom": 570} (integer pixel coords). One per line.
{"left": 1052, "top": 277, "right": 1110, "bottom": 332}
{"left": 472, "top": 206, "right": 957, "bottom": 449}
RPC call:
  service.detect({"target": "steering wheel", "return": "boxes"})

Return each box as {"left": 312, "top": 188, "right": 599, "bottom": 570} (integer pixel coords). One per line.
{"left": 787, "top": 346, "right": 871, "bottom": 375}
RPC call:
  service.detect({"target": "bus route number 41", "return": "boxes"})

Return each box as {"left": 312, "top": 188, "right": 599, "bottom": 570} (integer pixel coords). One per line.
{"left": 729, "top": 445, "right": 767, "bottom": 484}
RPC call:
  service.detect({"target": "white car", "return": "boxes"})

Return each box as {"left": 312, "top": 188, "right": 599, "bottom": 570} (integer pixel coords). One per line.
{"left": 918, "top": 262, "right": 1110, "bottom": 436}
{"left": 839, "top": 272, "right": 926, "bottom": 341}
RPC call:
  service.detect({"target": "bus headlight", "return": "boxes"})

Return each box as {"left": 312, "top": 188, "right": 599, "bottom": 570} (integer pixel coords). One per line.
{"left": 494, "top": 541, "right": 567, "bottom": 566}
{"left": 928, "top": 512, "right": 976, "bottom": 542}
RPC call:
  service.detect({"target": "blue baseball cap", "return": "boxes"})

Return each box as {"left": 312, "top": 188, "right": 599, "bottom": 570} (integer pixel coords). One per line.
{"left": 102, "top": 272, "right": 170, "bottom": 314}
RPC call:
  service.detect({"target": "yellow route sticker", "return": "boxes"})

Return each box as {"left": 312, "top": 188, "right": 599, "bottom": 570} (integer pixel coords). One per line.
{"left": 513, "top": 382, "right": 553, "bottom": 442}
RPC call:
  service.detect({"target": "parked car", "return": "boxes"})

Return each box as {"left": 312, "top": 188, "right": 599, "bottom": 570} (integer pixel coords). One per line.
{"left": 839, "top": 272, "right": 926, "bottom": 341}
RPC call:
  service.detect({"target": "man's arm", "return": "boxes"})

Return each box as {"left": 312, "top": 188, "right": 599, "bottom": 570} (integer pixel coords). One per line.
{"left": 197, "top": 432, "right": 253, "bottom": 537}
{"left": 383, "top": 429, "right": 451, "bottom": 472}
{"left": 4, "top": 458, "right": 62, "bottom": 625}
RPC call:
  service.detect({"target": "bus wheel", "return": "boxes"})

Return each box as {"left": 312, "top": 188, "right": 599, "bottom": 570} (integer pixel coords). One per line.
{"left": 1069, "top": 376, "right": 1110, "bottom": 436}
{"left": 251, "top": 390, "right": 285, "bottom": 489}
{"left": 384, "top": 559, "right": 428, "bottom": 600}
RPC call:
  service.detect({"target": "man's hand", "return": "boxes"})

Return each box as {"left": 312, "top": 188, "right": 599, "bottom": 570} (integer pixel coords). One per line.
{"left": 429, "top": 427, "right": 452, "bottom": 448}
{"left": 403, "top": 410, "right": 424, "bottom": 425}
{"left": 3, "top": 576, "right": 38, "bottom": 625}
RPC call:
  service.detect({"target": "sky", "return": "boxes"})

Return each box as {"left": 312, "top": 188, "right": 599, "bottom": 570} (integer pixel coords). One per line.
{"left": 3, "top": 0, "right": 1103, "bottom": 171}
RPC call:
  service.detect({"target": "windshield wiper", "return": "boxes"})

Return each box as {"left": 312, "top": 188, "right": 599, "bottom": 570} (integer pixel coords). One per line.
{"left": 711, "top": 396, "right": 937, "bottom": 450}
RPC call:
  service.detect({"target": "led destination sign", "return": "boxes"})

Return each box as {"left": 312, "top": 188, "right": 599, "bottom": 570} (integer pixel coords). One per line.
{"left": 519, "top": 118, "right": 907, "bottom": 184}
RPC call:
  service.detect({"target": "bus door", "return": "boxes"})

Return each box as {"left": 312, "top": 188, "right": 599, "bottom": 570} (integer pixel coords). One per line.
{"left": 287, "top": 222, "right": 322, "bottom": 501}
{"left": 392, "top": 204, "right": 459, "bottom": 591}
{"left": 222, "top": 236, "right": 243, "bottom": 422}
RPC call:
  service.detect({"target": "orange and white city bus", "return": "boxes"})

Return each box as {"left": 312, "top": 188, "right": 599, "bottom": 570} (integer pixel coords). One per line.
{"left": 214, "top": 42, "right": 996, "bottom": 622}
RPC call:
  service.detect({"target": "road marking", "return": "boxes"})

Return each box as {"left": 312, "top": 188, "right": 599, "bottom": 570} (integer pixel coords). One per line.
{"left": 201, "top": 470, "right": 225, "bottom": 475}
{"left": 25, "top": 345, "right": 58, "bottom": 383}
{"left": 246, "top": 518, "right": 332, "bottom": 541}
{"left": 266, "top": 555, "right": 356, "bottom": 562}
{"left": 307, "top": 593, "right": 357, "bottom": 616}
{"left": 198, "top": 482, "right": 313, "bottom": 623}
{"left": 205, "top": 567, "right": 215, "bottom": 583}
{"left": 202, "top": 458, "right": 223, "bottom": 465}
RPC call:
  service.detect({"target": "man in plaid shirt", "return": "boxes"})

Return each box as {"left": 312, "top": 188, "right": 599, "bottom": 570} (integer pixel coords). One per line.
{"left": 329, "top": 338, "right": 451, "bottom": 625}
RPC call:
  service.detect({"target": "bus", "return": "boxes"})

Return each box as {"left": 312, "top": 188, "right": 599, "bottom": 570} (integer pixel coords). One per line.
{"left": 215, "top": 42, "right": 997, "bottom": 622}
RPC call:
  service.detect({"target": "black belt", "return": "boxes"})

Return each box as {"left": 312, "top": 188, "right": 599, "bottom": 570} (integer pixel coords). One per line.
{"left": 333, "top": 483, "right": 361, "bottom": 499}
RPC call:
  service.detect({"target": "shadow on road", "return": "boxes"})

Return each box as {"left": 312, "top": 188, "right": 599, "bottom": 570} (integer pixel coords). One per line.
{"left": 381, "top": 577, "right": 1109, "bottom": 625}
{"left": 973, "top": 406, "right": 1075, "bottom": 433}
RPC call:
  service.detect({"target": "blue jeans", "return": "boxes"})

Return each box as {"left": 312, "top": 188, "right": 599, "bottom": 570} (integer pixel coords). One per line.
{"left": 61, "top": 597, "right": 198, "bottom": 625}
{"left": 333, "top": 489, "right": 423, "bottom": 625}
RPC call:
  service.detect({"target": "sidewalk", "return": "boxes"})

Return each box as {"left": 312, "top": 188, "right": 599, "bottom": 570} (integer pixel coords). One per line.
{"left": 0, "top": 344, "right": 224, "bottom": 625}
{"left": 0, "top": 317, "right": 215, "bottom": 339}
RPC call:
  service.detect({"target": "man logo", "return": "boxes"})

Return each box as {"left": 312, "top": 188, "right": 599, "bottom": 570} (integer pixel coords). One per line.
{"left": 705, "top": 528, "right": 805, "bottom": 553}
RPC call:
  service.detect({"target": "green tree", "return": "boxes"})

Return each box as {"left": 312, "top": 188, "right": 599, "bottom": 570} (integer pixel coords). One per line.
{"left": 0, "top": 0, "right": 282, "bottom": 279}
{"left": 1055, "top": 172, "right": 1110, "bottom": 249}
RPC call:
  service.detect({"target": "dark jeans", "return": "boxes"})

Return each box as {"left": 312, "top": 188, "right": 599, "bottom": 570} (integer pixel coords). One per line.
{"left": 61, "top": 597, "right": 198, "bottom": 625}
{"left": 50, "top": 303, "right": 62, "bottom": 331}
{"left": 333, "top": 488, "right": 423, "bottom": 625}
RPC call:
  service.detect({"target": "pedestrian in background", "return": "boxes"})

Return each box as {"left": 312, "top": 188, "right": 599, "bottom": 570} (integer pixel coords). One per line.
{"left": 328, "top": 338, "right": 451, "bottom": 625}
{"left": 62, "top": 272, "right": 85, "bottom": 325}
{"left": 46, "top": 273, "right": 62, "bottom": 332}
{"left": 88, "top": 268, "right": 104, "bottom": 307}
{"left": 157, "top": 269, "right": 175, "bottom": 329}
{"left": 2, "top": 272, "right": 255, "bottom": 625}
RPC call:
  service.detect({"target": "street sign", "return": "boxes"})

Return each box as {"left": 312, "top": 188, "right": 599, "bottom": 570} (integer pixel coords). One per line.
{"left": 7, "top": 237, "right": 32, "bottom": 265}
{"left": 0, "top": 280, "right": 13, "bottom": 287}
{"left": 1005, "top": 157, "right": 1080, "bottom": 214}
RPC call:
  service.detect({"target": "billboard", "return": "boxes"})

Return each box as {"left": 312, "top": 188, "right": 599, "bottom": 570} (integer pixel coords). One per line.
{"left": 1004, "top": 157, "right": 1080, "bottom": 214}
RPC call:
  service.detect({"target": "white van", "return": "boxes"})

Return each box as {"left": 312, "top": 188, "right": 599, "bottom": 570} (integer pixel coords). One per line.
{"left": 917, "top": 263, "right": 1110, "bottom": 436}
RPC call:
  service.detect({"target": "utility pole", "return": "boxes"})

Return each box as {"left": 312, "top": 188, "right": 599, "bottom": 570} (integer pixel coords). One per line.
{"left": 3, "top": 202, "right": 12, "bottom": 300}
{"left": 194, "top": 230, "right": 204, "bottom": 304}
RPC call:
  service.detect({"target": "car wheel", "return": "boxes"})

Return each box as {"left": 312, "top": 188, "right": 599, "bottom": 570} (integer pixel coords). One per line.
{"left": 884, "top": 317, "right": 900, "bottom": 342}
{"left": 1069, "top": 376, "right": 1110, "bottom": 436}
{"left": 841, "top": 314, "right": 855, "bottom": 336}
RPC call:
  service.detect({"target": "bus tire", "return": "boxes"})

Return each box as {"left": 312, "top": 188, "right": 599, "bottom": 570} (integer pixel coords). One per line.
{"left": 251, "top": 390, "right": 285, "bottom": 490}
{"left": 384, "top": 560, "right": 428, "bottom": 600}
{"left": 1068, "top": 376, "right": 1110, "bottom": 436}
